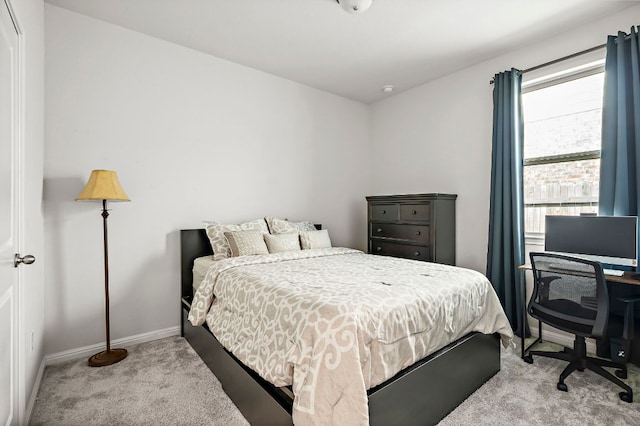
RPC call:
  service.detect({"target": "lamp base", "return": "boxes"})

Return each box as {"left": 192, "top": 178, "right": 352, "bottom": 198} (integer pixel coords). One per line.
{"left": 88, "top": 348, "right": 128, "bottom": 367}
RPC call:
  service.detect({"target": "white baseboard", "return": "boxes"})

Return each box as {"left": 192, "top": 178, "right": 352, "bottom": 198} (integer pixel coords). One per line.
{"left": 44, "top": 326, "right": 181, "bottom": 365}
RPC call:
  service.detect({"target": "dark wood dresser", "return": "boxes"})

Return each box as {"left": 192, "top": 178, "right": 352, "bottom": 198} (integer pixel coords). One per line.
{"left": 366, "top": 193, "right": 457, "bottom": 265}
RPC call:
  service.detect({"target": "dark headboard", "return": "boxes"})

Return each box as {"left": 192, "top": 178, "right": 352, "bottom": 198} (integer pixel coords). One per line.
{"left": 180, "top": 229, "right": 212, "bottom": 300}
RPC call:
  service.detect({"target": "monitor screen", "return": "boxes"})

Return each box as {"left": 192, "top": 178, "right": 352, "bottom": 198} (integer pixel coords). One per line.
{"left": 544, "top": 215, "right": 638, "bottom": 267}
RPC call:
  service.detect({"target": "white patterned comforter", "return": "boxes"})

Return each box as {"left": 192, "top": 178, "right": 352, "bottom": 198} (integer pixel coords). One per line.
{"left": 188, "top": 248, "right": 513, "bottom": 425}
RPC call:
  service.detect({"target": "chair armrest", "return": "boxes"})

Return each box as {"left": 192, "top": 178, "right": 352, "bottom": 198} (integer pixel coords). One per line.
{"left": 616, "top": 296, "right": 640, "bottom": 340}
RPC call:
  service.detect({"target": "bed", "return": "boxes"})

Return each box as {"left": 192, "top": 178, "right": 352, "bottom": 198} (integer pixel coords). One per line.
{"left": 180, "top": 228, "right": 512, "bottom": 425}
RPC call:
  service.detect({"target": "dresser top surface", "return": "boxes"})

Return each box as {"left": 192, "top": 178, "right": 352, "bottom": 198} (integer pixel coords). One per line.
{"left": 366, "top": 193, "right": 457, "bottom": 202}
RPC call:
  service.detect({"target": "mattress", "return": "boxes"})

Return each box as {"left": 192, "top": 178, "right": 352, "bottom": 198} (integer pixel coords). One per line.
{"left": 188, "top": 248, "right": 513, "bottom": 425}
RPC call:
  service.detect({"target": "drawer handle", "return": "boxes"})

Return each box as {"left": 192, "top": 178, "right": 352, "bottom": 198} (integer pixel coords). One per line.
{"left": 382, "top": 210, "right": 386, "bottom": 214}
{"left": 412, "top": 210, "right": 417, "bottom": 215}
{"left": 414, "top": 251, "right": 420, "bottom": 256}
{"left": 415, "top": 231, "right": 421, "bottom": 235}
{"left": 376, "top": 247, "right": 382, "bottom": 252}
{"left": 377, "top": 228, "right": 382, "bottom": 233}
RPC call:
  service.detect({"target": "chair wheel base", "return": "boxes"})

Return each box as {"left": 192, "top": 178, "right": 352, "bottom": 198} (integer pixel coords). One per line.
{"left": 557, "top": 382, "right": 568, "bottom": 392}
{"left": 615, "top": 369, "right": 627, "bottom": 379}
{"left": 620, "top": 392, "right": 633, "bottom": 403}
{"left": 523, "top": 355, "right": 533, "bottom": 364}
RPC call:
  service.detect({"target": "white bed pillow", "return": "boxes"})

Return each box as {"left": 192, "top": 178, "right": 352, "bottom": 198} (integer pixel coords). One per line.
{"left": 266, "top": 216, "right": 317, "bottom": 234}
{"left": 264, "top": 232, "right": 301, "bottom": 253}
{"left": 205, "top": 219, "right": 269, "bottom": 260}
{"left": 300, "top": 229, "right": 332, "bottom": 250}
{"left": 224, "top": 230, "right": 269, "bottom": 257}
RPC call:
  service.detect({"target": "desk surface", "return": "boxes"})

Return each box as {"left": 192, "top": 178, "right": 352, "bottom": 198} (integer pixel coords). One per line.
{"left": 519, "top": 264, "right": 640, "bottom": 286}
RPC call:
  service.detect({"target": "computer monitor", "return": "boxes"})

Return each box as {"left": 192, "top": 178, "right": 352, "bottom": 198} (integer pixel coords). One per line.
{"left": 544, "top": 215, "right": 638, "bottom": 268}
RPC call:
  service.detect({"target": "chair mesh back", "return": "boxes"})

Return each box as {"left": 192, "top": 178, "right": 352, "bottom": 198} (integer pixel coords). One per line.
{"left": 529, "top": 252, "right": 608, "bottom": 335}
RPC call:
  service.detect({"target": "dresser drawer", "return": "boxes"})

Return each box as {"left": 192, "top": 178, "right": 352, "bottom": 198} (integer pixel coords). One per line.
{"left": 399, "top": 203, "right": 431, "bottom": 221}
{"left": 370, "top": 204, "right": 398, "bottom": 221}
{"left": 370, "top": 223, "right": 430, "bottom": 244}
{"left": 370, "top": 241, "right": 431, "bottom": 261}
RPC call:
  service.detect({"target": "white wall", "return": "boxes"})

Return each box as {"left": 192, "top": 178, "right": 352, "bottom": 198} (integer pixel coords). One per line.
{"left": 44, "top": 2, "right": 640, "bottom": 357}
{"left": 370, "top": 5, "right": 640, "bottom": 273}
{"left": 44, "top": 5, "right": 370, "bottom": 355}
{"left": 10, "top": 0, "right": 45, "bottom": 422}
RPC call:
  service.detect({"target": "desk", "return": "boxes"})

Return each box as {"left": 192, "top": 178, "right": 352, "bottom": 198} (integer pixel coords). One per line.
{"left": 518, "top": 265, "right": 640, "bottom": 362}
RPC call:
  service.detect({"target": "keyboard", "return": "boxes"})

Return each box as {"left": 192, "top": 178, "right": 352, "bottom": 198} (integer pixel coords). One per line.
{"left": 547, "top": 263, "right": 625, "bottom": 277}
{"left": 603, "top": 269, "right": 625, "bottom": 277}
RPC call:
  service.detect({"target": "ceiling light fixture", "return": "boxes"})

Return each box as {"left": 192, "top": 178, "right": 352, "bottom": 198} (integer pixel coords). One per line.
{"left": 336, "top": 0, "right": 373, "bottom": 14}
{"left": 382, "top": 85, "right": 394, "bottom": 93}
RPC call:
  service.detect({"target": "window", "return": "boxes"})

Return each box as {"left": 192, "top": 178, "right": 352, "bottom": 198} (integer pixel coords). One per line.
{"left": 522, "top": 66, "right": 605, "bottom": 235}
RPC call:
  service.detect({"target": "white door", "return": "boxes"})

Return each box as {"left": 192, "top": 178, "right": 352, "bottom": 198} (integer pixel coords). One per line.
{"left": 0, "top": 2, "right": 19, "bottom": 425}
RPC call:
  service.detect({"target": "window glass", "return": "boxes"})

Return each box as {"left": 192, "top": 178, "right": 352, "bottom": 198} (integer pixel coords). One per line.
{"left": 524, "top": 73, "right": 604, "bottom": 158}
{"left": 522, "top": 71, "right": 604, "bottom": 234}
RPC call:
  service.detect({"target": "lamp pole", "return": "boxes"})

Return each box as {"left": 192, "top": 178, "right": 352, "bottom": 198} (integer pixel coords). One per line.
{"left": 102, "top": 199, "right": 111, "bottom": 353}
{"left": 87, "top": 197, "right": 127, "bottom": 367}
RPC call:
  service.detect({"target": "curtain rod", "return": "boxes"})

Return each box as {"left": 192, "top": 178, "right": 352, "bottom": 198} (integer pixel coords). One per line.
{"left": 522, "top": 43, "right": 606, "bottom": 74}
{"left": 489, "top": 42, "right": 606, "bottom": 85}
{"left": 490, "top": 30, "right": 637, "bottom": 84}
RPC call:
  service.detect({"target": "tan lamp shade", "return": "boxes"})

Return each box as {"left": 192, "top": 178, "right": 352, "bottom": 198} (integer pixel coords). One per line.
{"left": 76, "top": 170, "right": 130, "bottom": 201}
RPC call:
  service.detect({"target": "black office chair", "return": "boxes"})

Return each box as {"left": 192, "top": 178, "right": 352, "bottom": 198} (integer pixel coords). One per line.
{"left": 524, "top": 252, "right": 633, "bottom": 403}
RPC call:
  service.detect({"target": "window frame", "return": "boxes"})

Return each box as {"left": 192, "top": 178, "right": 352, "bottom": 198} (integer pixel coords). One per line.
{"left": 522, "top": 63, "right": 605, "bottom": 239}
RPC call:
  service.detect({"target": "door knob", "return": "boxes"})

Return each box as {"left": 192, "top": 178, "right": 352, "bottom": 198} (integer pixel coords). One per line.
{"left": 14, "top": 254, "right": 36, "bottom": 268}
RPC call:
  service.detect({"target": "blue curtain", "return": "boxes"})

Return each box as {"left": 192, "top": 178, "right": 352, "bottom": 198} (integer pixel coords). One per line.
{"left": 486, "top": 69, "right": 527, "bottom": 337}
{"left": 599, "top": 26, "right": 640, "bottom": 266}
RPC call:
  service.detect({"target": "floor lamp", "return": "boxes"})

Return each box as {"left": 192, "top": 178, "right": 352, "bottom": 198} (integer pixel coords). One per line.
{"left": 76, "top": 169, "right": 131, "bottom": 367}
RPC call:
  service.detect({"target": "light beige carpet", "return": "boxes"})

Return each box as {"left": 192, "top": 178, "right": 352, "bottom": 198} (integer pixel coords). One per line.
{"left": 439, "top": 342, "right": 640, "bottom": 425}
{"left": 30, "top": 336, "right": 640, "bottom": 425}
{"left": 29, "top": 336, "right": 249, "bottom": 426}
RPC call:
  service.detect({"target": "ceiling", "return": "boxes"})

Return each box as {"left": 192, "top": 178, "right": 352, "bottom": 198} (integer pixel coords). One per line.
{"left": 45, "top": 0, "right": 637, "bottom": 103}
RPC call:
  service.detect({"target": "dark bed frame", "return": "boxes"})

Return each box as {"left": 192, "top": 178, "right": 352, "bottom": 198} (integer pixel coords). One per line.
{"left": 180, "top": 229, "right": 501, "bottom": 425}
